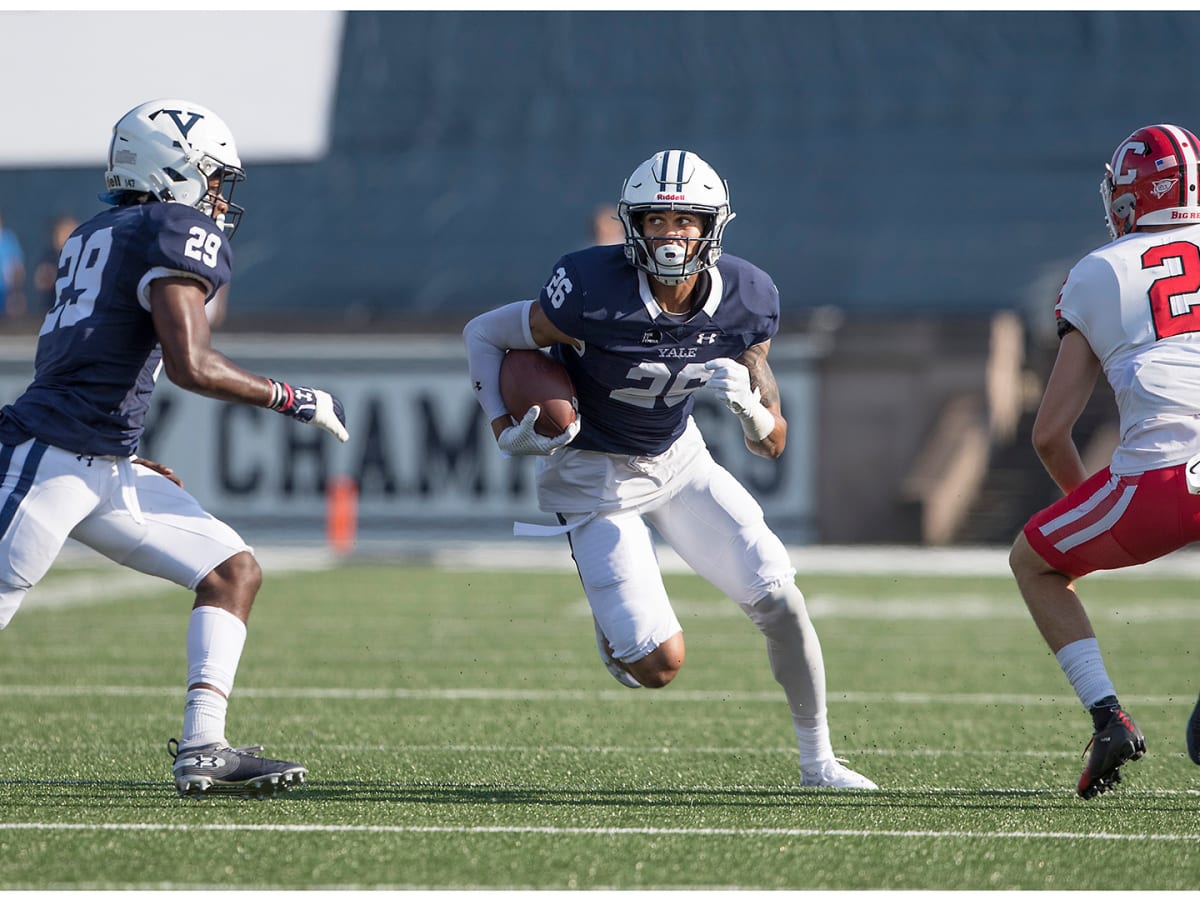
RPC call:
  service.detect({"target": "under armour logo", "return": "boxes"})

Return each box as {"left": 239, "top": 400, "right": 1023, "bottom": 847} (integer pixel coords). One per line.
{"left": 696, "top": 333, "right": 718, "bottom": 344}
{"left": 148, "top": 108, "right": 204, "bottom": 140}
{"left": 182, "top": 753, "right": 228, "bottom": 769}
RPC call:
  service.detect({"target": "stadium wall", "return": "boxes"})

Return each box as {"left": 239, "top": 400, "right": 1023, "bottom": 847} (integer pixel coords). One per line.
{"left": 5, "top": 11, "right": 1200, "bottom": 329}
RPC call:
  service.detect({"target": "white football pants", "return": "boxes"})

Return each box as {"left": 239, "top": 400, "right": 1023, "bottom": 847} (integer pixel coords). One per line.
{"left": 563, "top": 443, "right": 798, "bottom": 664}
{"left": 0, "top": 439, "right": 251, "bottom": 629}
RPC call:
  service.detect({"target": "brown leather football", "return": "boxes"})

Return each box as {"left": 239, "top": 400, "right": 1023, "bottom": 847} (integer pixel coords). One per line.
{"left": 499, "top": 349, "right": 578, "bottom": 437}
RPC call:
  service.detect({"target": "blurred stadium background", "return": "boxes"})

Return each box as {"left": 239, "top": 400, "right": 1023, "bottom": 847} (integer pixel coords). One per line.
{"left": 2, "top": 9, "right": 1197, "bottom": 549}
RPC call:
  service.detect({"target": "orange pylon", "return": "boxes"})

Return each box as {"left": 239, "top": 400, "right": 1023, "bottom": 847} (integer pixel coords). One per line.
{"left": 326, "top": 475, "right": 358, "bottom": 556}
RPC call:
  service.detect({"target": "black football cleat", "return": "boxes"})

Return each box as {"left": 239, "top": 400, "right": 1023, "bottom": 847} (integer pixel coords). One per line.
{"left": 1076, "top": 708, "right": 1145, "bottom": 799}
{"left": 169, "top": 737, "right": 307, "bottom": 799}
{"left": 1187, "top": 693, "right": 1200, "bottom": 765}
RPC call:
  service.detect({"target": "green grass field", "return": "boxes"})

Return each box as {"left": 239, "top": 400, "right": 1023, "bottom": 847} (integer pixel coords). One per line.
{"left": 1, "top": 552, "right": 1198, "bottom": 890}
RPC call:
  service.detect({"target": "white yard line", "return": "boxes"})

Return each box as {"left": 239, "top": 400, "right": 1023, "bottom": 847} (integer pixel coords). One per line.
{"left": 418, "top": 541, "right": 1200, "bottom": 578}
{"left": 26, "top": 545, "right": 339, "bottom": 612}
{"left": 31, "top": 541, "right": 1200, "bottom": 617}
{"left": 29, "top": 573, "right": 1200, "bottom": 623}
{"left": 27, "top": 570, "right": 179, "bottom": 611}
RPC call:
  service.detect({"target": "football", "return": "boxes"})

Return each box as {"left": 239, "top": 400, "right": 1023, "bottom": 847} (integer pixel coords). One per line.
{"left": 499, "top": 349, "right": 578, "bottom": 437}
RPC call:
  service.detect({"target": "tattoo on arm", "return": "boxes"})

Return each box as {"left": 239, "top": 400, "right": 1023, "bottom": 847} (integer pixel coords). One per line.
{"left": 737, "top": 341, "right": 779, "bottom": 408}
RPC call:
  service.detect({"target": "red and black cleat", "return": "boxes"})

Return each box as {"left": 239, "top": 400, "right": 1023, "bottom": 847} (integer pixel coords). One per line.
{"left": 1076, "top": 708, "right": 1146, "bottom": 799}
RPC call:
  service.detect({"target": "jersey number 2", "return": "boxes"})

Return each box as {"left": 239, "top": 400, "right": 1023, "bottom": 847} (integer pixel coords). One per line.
{"left": 1143, "top": 240, "right": 1200, "bottom": 339}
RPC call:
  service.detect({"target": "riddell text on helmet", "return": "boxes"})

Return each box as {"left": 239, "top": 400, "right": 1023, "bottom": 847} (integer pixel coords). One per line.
{"left": 657, "top": 193, "right": 687, "bottom": 201}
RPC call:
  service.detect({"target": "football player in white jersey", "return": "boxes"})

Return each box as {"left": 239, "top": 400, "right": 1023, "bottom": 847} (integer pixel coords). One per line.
{"left": 1010, "top": 123, "right": 1200, "bottom": 798}
{"left": 465, "top": 151, "right": 876, "bottom": 789}
{"left": 0, "top": 100, "right": 350, "bottom": 798}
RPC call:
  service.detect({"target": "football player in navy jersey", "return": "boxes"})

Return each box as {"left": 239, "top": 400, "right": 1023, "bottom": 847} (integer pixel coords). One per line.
{"left": 0, "top": 99, "right": 349, "bottom": 798}
{"left": 465, "top": 150, "right": 875, "bottom": 789}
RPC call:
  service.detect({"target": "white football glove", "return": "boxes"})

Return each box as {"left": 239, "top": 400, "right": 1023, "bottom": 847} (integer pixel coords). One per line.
{"left": 703, "top": 358, "right": 776, "bottom": 442}
{"left": 498, "top": 406, "right": 581, "bottom": 456}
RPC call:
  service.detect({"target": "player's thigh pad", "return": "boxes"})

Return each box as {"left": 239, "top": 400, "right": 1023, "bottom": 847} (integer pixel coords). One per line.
{"left": 0, "top": 441, "right": 106, "bottom": 626}
{"left": 69, "top": 461, "right": 251, "bottom": 590}
{"left": 650, "top": 459, "right": 796, "bottom": 605}
{"left": 568, "top": 509, "right": 682, "bottom": 663}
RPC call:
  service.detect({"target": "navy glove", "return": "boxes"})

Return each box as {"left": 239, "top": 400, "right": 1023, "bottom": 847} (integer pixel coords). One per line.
{"left": 268, "top": 380, "right": 350, "bottom": 442}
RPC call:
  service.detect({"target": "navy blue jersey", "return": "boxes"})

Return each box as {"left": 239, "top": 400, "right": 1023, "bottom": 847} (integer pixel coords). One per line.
{"left": 539, "top": 245, "right": 779, "bottom": 455}
{"left": 0, "top": 203, "right": 231, "bottom": 456}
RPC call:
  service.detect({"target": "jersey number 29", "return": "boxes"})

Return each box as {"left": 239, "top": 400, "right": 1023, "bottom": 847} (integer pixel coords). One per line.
{"left": 39, "top": 228, "right": 113, "bottom": 336}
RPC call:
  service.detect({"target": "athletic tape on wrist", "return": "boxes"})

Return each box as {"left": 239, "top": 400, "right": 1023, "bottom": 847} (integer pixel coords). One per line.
{"left": 267, "top": 379, "right": 293, "bottom": 412}
{"left": 740, "top": 403, "right": 776, "bottom": 442}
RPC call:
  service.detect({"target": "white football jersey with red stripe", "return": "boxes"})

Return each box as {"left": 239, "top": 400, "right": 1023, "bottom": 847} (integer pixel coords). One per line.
{"left": 1057, "top": 222, "right": 1200, "bottom": 474}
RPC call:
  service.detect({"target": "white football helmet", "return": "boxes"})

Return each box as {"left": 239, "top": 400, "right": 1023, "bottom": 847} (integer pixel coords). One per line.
{"left": 103, "top": 98, "right": 245, "bottom": 237}
{"left": 617, "top": 150, "right": 735, "bottom": 285}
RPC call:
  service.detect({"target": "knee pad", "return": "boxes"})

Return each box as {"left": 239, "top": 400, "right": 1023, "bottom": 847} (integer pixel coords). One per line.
{"left": 745, "top": 583, "right": 810, "bottom": 635}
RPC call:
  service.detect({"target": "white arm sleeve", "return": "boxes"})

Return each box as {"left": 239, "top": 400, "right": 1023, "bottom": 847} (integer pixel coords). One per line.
{"left": 463, "top": 299, "right": 540, "bottom": 421}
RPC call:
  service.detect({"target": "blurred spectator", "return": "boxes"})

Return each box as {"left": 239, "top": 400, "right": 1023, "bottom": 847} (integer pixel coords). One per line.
{"left": 31, "top": 213, "right": 79, "bottom": 314}
{"left": 0, "top": 208, "right": 27, "bottom": 318}
{"left": 591, "top": 203, "right": 625, "bottom": 246}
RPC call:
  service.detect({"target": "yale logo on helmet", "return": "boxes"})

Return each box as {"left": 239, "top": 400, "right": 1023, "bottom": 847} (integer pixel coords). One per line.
{"left": 148, "top": 108, "right": 204, "bottom": 141}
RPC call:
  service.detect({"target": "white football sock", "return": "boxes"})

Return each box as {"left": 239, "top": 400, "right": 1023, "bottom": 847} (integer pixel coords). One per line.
{"left": 1055, "top": 637, "right": 1117, "bottom": 709}
{"left": 185, "top": 605, "right": 246, "bottom": 696}
{"left": 181, "top": 606, "right": 247, "bottom": 747}
{"left": 181, "top": 688, "right": 228, "bottom": 749}
{"left": 795, "top": 712, "right": 835, "bottom": 769}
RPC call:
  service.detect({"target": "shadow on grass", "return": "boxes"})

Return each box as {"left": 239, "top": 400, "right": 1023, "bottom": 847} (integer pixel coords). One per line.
{"left": 0, "top": 779, "right": 880, "bottom": 809}
{"left": 261, "top": 781, "right": 1195, "bottom": 814}
{"left": 0, "top": 780, "right": 1192, "bottom": 816}
{"left": 303, "top": 781, "right": 894, "bottom": 809}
